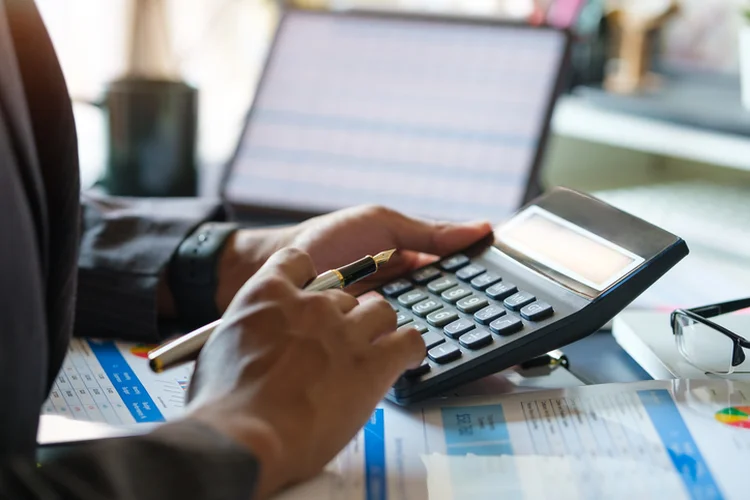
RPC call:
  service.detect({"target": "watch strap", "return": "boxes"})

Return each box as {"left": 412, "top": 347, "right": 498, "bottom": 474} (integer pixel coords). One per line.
{"left": 169, "top": 222, "right": 239, "bottom": 328}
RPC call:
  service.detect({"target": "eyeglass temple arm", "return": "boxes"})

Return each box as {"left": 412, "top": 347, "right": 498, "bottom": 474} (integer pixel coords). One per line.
{"left": 689, "top": 297, "right": 750, "bottom": 319}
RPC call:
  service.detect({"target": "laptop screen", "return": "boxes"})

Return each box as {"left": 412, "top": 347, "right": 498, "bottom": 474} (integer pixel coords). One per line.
{"left": 223, "top": 9, "right": 568, "bottom": 222}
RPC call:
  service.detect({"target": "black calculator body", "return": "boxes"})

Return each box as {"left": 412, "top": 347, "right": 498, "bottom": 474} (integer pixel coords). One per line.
{"left": 376, "top": 188, "right": 688, "bottom": 405}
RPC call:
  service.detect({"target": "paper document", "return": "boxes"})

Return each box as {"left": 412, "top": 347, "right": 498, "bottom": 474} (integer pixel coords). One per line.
{"left": 279, "top": 379, "right": 750, "bottom": 500}
{"left": 42, "top": 338, "right": 193, "bottom": 425}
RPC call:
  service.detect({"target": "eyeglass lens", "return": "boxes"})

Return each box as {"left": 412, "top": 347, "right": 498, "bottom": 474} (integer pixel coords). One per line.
{"left": 674, "top": 312, "right": 736, "bottom": 375}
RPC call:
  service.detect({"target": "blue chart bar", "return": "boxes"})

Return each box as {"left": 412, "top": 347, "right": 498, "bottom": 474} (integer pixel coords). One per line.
{"left": 638, "top": 390, "right": 723, "bottom": 500}
{"left": 441, "top": 405, "right": 513, "bottom": 456}
{"left": 87, "top": 341, "right": 165, "bottom": 423}
{"left": 364, "top": 409, "right": 387, "bottom": 500}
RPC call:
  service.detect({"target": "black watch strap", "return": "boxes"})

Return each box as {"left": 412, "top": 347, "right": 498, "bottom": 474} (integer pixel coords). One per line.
{"left": 169, "top": 222, "right": 239, "bottom": 328}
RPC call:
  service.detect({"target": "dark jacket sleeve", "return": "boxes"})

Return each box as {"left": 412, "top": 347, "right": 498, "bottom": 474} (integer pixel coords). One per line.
{"left": 1, "top": 421, "right": 259, "bottom": 500}
{"left": 75, "top": 192, "right": 226, "bottom": 343}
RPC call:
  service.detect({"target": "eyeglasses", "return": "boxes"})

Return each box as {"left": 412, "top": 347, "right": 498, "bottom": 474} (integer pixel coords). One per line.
{"left": 671, "top": 298, "right": 750, "bottom": 375}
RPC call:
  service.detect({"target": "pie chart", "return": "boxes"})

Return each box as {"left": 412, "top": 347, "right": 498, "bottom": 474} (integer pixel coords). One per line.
{"left": 715, "top": 407, "right": 750, "bottom": 429}
{"left": 129, "top": 345, "right": 153, "bottom": 359}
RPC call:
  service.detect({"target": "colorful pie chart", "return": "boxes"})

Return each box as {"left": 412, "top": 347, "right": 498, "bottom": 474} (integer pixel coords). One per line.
{"left": 715, "top": 407, "right": 750, "bottom": 429}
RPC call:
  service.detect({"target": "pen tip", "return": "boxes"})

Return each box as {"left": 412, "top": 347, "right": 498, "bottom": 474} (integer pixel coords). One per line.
{"left": 374, "top": 248, "right": 397, "bottom": 266}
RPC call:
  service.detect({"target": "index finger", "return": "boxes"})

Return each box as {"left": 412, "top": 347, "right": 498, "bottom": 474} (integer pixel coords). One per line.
{"left": 366, "top": 328, "right": 426, "bottom": 386}
{"left": 259, "top": 247, "right": 317, "bottom": 288}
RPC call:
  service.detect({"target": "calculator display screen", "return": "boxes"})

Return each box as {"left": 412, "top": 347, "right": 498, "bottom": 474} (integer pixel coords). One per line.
{"left": 496, "top": 206, "right": 645, "bottom": 292}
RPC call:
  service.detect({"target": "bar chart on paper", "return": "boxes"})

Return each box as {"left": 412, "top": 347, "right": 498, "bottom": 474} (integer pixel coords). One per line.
{"left": 42, "top": 339, "right": 193, "bottom": 425}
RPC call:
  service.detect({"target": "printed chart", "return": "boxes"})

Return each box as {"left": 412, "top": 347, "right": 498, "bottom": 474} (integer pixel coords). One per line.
{"left": 715, "top": 407, "right": 750, "bottom": 430}
{"left": 42, "top": 338, "right": 193, "bottom": 425}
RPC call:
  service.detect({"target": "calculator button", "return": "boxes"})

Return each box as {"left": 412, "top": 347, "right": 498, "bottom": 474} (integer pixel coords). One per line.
{"left": 428, "top": 343, "right": 462, "bottom": 364}
{"left": 407, "top": 322, "right": 429, "bottom": 334}
{"left": 411, "top": 266, "right": 442, "bottom": 285}
{"left": 444, "top": 318, "right": 475, "bottom": 339}
{"left": 404, "top": 359, "right": 431, "bottom": 378}
{"left": 440, "top": 286, "right": 472, "bottom": 304}
{"left": 427, "top": 277, "right": 458, "bottom": 294}
{"left": 521, "top": 301, "right": 554, "bottom": 321}
{"left": 427, "top": 310, "right": 459, "bottom": 327}
{"left": 398, "top": 290, "right": 428, "bottom": 307}
{"left": 422, "top": 331, "right": 446, "bottom": 350}
{"left": 382, "top": 279, "right": 413, "bottom": 297}
{"left": 474, "top": 305, "right": 506, "bottom": 325}
{"left": 412, "top": 299, "right": 442, "bottom": 317}
{"left": 486, "top": 282, "right": 518, "bottom": 300}
{"left": 504, "top": 291, "right": 536, "bottom": 311}
{"left": 456, "top": 264, "right": 486, "bottom": 282}
{"left": 490, "top": 316, "right": 523, "bottom": 336}
{"left": 459, "top": 330, "right": 493, "bottom": 350}
{"left": 439, "top": 254, "right": 470, "bottom": 272}
{"left": 457, "top": 295, "right": 489, "bottom": 314}
{"left": 396, "top": 312, "right": 413, "bottom": 327}
{"left": 470, "top": 273, "right": 502, "bottom": 290}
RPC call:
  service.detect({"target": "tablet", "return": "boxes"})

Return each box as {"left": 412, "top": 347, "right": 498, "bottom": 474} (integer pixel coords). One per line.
{"left": 223, "top": 8, "right": 570, "bottom": 222}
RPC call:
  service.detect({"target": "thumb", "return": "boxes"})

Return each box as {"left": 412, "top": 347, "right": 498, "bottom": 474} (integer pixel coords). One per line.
{"left": 256, "top": 247, "right": 317, "bottom": 288}
{"left": 388, "top": 212, "right": 493, "bottom": 257}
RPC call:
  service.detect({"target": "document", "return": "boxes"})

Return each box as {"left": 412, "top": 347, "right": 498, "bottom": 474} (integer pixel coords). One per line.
{"left": 278, "top": 379, "right": 750, "bottom": 500}
{"left": 42, "top": 338, "right": 192, "bottom": 425}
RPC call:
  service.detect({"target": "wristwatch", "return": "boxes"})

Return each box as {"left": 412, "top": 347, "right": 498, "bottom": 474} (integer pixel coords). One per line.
{"left": 169, "top": 222, "right": 239, "bottom": 328}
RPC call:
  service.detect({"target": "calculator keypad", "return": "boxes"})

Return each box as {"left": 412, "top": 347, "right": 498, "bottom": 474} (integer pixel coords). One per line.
{"left": 441, "top": 286, "right": 472, "bottom": 304}
{"left": 382, "top": 254, "right": 557, "bottom": 381}
{"left": 412, "top": 299, "right": 442, "bottom": 317}
{"left": 427, "top": 277, "right": 458, "bottom": 294}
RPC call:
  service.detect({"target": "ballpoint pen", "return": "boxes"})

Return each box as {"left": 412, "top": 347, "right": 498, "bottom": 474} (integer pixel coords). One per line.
{"left": 148, "top": 248, "right": 397, "bottom": 373}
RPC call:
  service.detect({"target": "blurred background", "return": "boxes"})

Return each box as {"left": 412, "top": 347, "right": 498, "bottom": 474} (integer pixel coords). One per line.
{"left": 38, "top": 0, "right": 750, "bottom": 308}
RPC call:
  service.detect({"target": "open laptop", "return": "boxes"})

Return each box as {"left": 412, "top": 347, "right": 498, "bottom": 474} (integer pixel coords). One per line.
{"left": 222, "top": 8, "right": 570, "bottom": 224}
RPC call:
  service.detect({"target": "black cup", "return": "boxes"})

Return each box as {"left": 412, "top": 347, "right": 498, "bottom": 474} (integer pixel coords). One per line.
{"left": 103, "top": 78, "right": 198, "bottom": 197}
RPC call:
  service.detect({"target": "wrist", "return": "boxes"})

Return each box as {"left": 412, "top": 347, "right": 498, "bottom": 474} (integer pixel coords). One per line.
{"left": 215, "top": 226, "right": 296, "bottom": 311}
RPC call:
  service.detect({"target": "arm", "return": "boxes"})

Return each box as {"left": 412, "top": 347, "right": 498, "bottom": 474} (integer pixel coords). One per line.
{"left": 2, "top": 421, "right": 258, "bottom": 500}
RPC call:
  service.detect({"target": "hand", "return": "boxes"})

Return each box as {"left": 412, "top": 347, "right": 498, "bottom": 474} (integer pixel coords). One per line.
{"left": 216, "top": 206, "right": 493, "bottom": 308}
{"left": 187, "top": 248, "right": 425, "bottom": 499}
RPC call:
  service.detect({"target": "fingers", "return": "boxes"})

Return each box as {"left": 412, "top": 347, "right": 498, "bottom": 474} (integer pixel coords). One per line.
{"left": 322, "top": 289, "right": 359, "bottom": 314}
{"left": 259, "top": 247, "right": 317, "bottom": 288}
{"left": 347, "top": 298, "right": 397, "bottom": 343}
{"left": 368, "top": 206, "right": 492, "bottom": 257}
{"left": 369, "top": 327, "right": 426, "bottom": 379}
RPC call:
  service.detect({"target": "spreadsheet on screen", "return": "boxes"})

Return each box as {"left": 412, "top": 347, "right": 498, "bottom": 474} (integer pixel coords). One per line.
{"left": 224, "top": 10, "right": 567, "bottom": 222}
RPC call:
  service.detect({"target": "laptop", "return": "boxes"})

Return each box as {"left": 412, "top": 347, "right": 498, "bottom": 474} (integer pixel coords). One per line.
{"left": 222, "top": 8, "right": 571, "bottom": 224}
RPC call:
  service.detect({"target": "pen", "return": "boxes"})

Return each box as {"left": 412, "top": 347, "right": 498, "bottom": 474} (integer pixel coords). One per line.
{"left": 519, "top": 349, "right": 569, "bottom": 370}
{"left": 147, "top": 249, "right": 397, "bottom": 373}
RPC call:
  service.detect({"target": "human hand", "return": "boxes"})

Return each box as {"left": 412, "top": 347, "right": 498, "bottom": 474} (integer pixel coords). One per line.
{"left": 216, "top": 206, "right": 492, "bottom": 309}
{"left": 187, "top": 247, "right": 425, "bottom": 499}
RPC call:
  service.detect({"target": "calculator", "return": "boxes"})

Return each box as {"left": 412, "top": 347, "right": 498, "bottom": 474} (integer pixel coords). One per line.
{"left": 374, "top": 187, "right": 688, "bottom": 405}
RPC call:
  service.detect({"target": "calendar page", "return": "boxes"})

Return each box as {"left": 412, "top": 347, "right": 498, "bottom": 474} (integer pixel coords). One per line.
{"left": 42, "top": 338, "right": 193, "bottom": 425}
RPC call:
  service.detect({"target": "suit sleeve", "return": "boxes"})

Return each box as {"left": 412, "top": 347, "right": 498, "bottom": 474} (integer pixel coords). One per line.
{"left": 75, "top": 191, "right": 227, "bottom": 343}
{"left": 1, "top": 420, "right": 259, "bottom": 500}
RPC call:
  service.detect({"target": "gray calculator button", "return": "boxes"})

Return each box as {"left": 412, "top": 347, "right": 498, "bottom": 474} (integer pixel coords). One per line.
{"left": 412, "top": 299, "right": 442, "bottom": 317}
{"left": 398, "top": 322, "right": 429, "bottom": 334}
{"left": 411, "top": 266, "right": 442, "bottom": 285}
{"left": 396, "top": 313, "right": 413, "bottom": 327}
{"left": 428, "top": 343, "right": 462, "bottom": 364}
{"left": 404, "top": 359, "right": 430, "bottom": 378}
{"left": 422, "top": 331, "right": 446, "bottom": 350}
{"left": 459, "top": 330, "right": 493, "bottom": 350}
{"left": 490, "top": 316, "right": 523, "bottom": 336}
{"left": 456, "top": 264, "right": 486, "bottom": 282}
{"left": 486, "top": 282, "right": 517, "bottom": 300}
{"left": 444, "top": 318, "right": 475, "bottom": 339}
{"left": 398, "top": 290, "right": 428, "bottom": 307}
{"left": 427, "top": 277, "right": 458, "bottom": 294}
{"left": 457, "top": 295, "right": 488, "bottom": 314}
{"left": 521, "top": 301, "right": 554, "bottom": 321}
{"left": 471, "top": 273, "right": 502, "bottom": 290}
{"left": 439, "top": 254, "right": 470, "bottom": 272}
{"left": 440, "top": 286, "right": 472, "bottom": 304}
{"left": 504, "top": 291, "right": 536, "bottom": 311}
{"left": 427, "top": 309, "right": 459, "bottom": 327}
{"left": 382, "top": 279, "right": 413, "bottom": 297}
{"left": 474, "top": 305, "right": 506, "bottom": 325}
